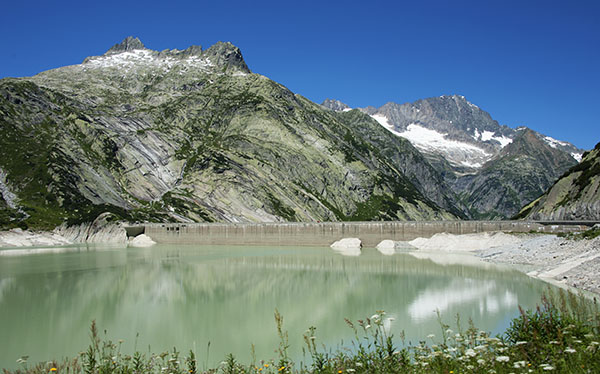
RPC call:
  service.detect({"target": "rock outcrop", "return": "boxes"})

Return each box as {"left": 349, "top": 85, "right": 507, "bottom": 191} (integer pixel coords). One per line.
{"left": 518, "top": 142, "right": 600, "bottom": 220}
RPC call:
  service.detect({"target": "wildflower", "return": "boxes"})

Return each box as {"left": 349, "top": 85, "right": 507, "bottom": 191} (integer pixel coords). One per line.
{"left": 515, "top": 341, "right": 527, "bottom": 346}
{"left": 279, "top": 366, "right": 285, "bottom": 371}
{"left": 565, "top": 347, "right": 576, "bottom": 353}
{"left": 477, "top": 359, "right": 486, "bottom": 365}
{"left": 574, "top": 339, "right": 582, "bottom": 344}
{"left": 540, "top": 364, "right": 555, "bottom": 371}
{"left": 346, "top": 370, "right": 355, "bottom": 373}
{"left": 49, "top": 369, "right": 57, "bottom": 372}
{"left": 338, "top": 370, "right": 342, "bottom": 374}
{"left": 264, "top": 364, "right": 269, "bottom": 368}
{"left": 549, "top": 341, "right": 559, "bottom": 345}
{"left": 370, "top": 314, "right": 379, "bottom": 320}
{"left": 446, "top": 329, "right": 454, "bottom": 334}
{"left": 427, "top": 334, "right": 435, "bottom": 339}
{"left": 450, "top": 371, "right": 454, "bottom": 373}
{"left": 513, "top": 361, "right": 527, "bottom": 368}
{"left": 365, "top": 325, "right": 371, "bottom": 330}
{"left": 387, "top": 317, "right": 395, "bottom": 322}
{"left": 355, "top": 362, "right": 363, "bottom": 367}
{"left": 465, "top": 348, "right": 476, "bottom": 357}
{"left": 496, "top": 356, "right": 509, "bottom": 363}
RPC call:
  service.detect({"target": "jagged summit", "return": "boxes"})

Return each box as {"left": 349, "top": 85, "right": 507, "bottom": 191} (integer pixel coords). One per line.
{"left": 105, "top": 36, "right": 146, "bottom": 55}
{"left": 77, "top": 37, "right": 251, "bottom": 74}
{"left": 202, "top": 41, "right": 250, "bottom": 73}
{"left": 321, "top": 99, "right": 351, "bottom": 112}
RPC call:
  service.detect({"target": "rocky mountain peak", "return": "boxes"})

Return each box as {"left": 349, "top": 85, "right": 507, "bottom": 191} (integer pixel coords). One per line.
{"left": 321, "top": 98, "right": 351, "bottom": 112}
{"left": 202, "top": 41, "right": 250, "bottom": 73}
{"left": 105, "top": 36, "right": 146, "bottom": 55}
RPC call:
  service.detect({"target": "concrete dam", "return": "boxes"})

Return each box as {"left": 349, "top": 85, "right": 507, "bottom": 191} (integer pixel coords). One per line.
{"left": 130, "top": 220, "right": 597, "bottom": 247}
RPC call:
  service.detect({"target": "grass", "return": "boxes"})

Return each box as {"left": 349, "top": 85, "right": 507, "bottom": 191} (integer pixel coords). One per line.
{"left": 4, "top": 289, "right": 600, "bottom": 374}
{"left": 558, "top": 226, "right": 600, "bottom": 241}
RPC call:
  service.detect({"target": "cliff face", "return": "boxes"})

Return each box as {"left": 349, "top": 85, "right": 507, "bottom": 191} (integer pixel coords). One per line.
{"left": 0, "top": 37, "right": 462, "bottom": 229}
{"left": 518, "top": 142, "right": 600, "bottom": 220}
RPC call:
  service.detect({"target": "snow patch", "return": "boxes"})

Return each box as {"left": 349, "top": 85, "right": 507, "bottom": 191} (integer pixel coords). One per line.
{"left": 397, "top": 124, "right": 491, "bottom": 166}
{"left": 481, "top": 131, "right": 495, "bottom": 141}
{"left": 342, "top": 107, "right": 353, "bottom": 112}
{"left": 83, "top": 49, "right": 213, "bottom": 74}
{"left": 492, "top": 135, "right": 513, "bottom": 148}
{"left": 571, "top": 153, "right": 583, "bottom": 162}
{"left": 544, "top": 136, "right": 569, "bottom": 149}
{"left": 370, "top": 114, "right": 392, "bottom": 128}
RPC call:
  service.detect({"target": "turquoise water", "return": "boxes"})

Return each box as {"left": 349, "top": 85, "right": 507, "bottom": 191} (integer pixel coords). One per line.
{"left": 0, "top": 244, "right": 551, "bottom": 369}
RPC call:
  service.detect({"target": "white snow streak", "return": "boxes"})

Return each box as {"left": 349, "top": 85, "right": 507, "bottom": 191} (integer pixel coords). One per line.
{"left": 544, "top": 136, "right": 569, "bottom": 149}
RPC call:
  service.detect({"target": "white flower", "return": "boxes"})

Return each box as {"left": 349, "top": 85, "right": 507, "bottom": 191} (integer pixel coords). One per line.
{"left": 477, "top": 359, "right": 486, "bottom": 365}
{"left": 541, "top": 364, "right": 555, "bottom": 371}
{"left": 513, "top": 361, "right": 527, "bottom": 368}
{"left": 565, "top": 347, "right": 576, "bottom": 353}
{"left": 495, "top": 356, "right": 510, "bottom": 362}
{"left": 427, "top": 334, "right": 435, "bottom": 339}
{"left": 549, "top": 341, "right": 559, "bottom": 345}
{"left": 446, "top": 329, "right": 453, "bottom": 334}
{"left": 465, "top": 349, "right": 476, "bottom": 357}
{"left": 515, "top": 341, "right": 528, "bottom": 346}
{"left": 355, "top": 362, "right": 363, "bottom": 367}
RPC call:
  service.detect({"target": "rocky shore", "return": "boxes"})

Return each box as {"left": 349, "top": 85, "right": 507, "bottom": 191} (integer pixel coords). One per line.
{"left": 405, "top": 231, "right": 600, "bottom": 296}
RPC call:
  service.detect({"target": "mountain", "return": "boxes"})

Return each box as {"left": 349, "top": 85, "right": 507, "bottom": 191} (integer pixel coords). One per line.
{"left": 517, "top": 142, "right": 600, "bottom": 220}
{"left": 342, "top": 95, "right": 583, "bottom": 218}
{"left": 0, "top": 37, "right": 465, "bottom": 229}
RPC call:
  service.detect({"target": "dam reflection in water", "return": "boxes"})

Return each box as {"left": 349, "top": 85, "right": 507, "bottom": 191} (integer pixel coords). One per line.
{"left": 0, "top": 244, "right": 548, "bottom": 369}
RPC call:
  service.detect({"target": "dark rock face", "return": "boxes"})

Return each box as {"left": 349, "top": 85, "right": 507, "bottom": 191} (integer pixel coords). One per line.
{"left": 105, "top": 36, "right": 146, "bottom": 55}
{"left": 321, "top": 99, "right": 350, "bottom": 112}
{"left": 202, "top": 42, "right": 250, "bottom": 73}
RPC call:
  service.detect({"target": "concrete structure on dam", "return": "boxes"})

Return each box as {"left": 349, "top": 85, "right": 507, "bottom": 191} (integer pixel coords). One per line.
{"left": 130, "top": 221, "right": 598, "bottom": 247}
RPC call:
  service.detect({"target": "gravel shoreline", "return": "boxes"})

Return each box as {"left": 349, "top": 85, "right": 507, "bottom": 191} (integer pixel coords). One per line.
{"left": 475, "top": 234, "right": 600, "bottom": 296}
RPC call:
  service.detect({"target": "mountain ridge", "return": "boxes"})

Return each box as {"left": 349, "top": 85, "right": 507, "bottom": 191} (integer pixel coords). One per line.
{"left": 0, "top": 37, "right": 467, "bottom": 229}
{"left": 323, "top": 95, "right": 582, "bottom": 218}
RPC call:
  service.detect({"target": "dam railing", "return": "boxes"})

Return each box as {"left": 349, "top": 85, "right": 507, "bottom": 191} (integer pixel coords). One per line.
{"left": 128, "top": 220, "right": 598, "bottom": 247}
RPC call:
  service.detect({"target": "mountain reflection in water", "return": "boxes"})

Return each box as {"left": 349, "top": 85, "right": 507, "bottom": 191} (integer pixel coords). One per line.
{"left": 0, "top": 244, "right": 549, "bottom": 370}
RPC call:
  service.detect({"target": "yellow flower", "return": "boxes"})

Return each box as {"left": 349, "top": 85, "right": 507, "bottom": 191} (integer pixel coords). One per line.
{"left": 450, "top": 371, "right": 454, "bottom": 374}
{"left": 338, "top": 371, "right": 343, "bottom": 373}
{"left": 264, "top": 364, "right": 269, "bottom": 368}
{"left": 279, "top": 366, "right": 285, "bottom": 371}
{"left": 49, "top": 369, "right": 57, "bottom": 372}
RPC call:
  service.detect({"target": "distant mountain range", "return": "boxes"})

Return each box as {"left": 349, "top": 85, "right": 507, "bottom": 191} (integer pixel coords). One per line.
{"left": 0, "top": 37, "right": 594, "bottom": 229}
{"left": 323, "top": 96, "right": 583, "bottom": 218}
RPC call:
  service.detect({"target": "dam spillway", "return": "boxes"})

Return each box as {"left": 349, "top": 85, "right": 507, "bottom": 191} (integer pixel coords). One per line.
{"left": 135, "top": 220, "right": 597, "bottom": 247}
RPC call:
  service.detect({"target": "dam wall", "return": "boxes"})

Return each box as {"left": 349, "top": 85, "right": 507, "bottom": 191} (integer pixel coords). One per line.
{"left": 139, "top": 221, "right": 595, "bottom": 247}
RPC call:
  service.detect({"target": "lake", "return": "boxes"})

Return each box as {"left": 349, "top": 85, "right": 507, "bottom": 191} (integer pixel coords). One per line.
{"left": 0, "top": 243, "right": 551, "bottom": 370}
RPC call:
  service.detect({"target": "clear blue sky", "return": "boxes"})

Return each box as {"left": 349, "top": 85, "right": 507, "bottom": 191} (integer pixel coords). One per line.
{"left": 1, "top": 0, "right": 598, "bottom": 149}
